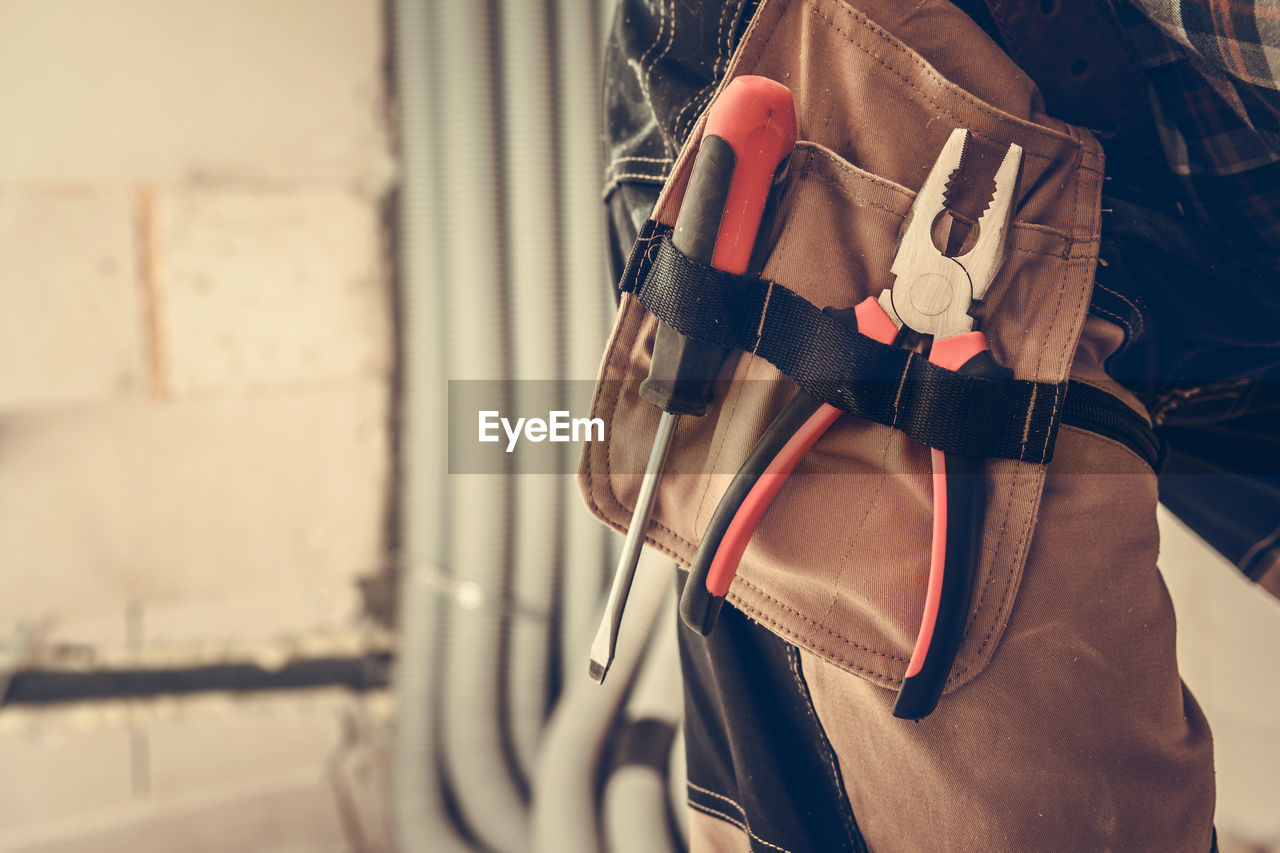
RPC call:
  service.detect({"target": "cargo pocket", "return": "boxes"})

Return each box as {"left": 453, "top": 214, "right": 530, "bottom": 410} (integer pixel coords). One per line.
{"left": 580, "top": 0, "right": 1105, "bottom": 697}
{"left": 789, "top": 315, "right": 1215, "bottom": 853}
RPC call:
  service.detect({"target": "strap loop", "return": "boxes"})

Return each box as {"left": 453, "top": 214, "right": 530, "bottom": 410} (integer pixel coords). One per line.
{"left": 621, "top": 221, "right": 1064, "bottom": 464}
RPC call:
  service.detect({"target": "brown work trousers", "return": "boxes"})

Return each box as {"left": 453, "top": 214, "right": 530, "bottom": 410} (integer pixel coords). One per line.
{"left": 580, "top": 0, "right": 1216, "bottom": 849}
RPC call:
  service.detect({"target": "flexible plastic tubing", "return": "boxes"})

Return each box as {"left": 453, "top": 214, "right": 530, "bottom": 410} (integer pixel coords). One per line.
{"left": 500, "top": 0, "right": 564, "bottom": 798}
{"left": 389, "top": 1, "right": 470, "bottom": 851}
{"left": 430, "top": 0, "right": 530, "bottom": 849}
{"left": 668, "top": 726, "right": 690, "bottom": 848}
{"left": 555, "top": 0, "right": 616, "bottom": 690}
{"left": 607, "top": 767, "right": 680, "bottom": 853}
{"left": 602, "top": 613, "right": 684, "bottom": 853}
{"left": 532, "top": 550, "right": 674, "bottom": 853}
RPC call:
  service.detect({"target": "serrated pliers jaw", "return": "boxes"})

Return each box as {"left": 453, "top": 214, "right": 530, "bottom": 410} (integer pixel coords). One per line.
{"left": 879, "top": 128, "right": 1023, "bottom": 341}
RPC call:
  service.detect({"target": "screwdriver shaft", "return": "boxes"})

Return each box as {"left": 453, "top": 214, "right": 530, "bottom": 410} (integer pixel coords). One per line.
{"left": 587, "top": 410, "right": 680, "bottom": 683}
{"left": 586, "top": 76, "right": 797, "bottom": 685}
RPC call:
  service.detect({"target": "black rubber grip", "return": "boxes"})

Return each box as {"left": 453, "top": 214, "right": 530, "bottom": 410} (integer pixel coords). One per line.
{"left": 639, "top": 134, "right": 738, "bottom": 416}
{"left": 680, "top": 389, "right": 825, "bottom": 634}
{"left": 680, "top": 308, "right": 860, "bottom": 636}
{"left": 893, "top": 348, "right": 1012, "bottom": 720}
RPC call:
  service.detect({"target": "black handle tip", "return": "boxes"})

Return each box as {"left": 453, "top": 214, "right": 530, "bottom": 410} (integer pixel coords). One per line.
{"left": 679, "top": 583, "right": 726, "bottom": 636}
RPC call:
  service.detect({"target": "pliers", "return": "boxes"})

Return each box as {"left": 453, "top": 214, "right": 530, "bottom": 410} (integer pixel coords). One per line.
{"left": 679, "top": 128, "right": 1023, "bottom": 720}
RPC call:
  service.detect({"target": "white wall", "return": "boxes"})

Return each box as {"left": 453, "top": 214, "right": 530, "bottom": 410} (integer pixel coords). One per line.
{"left": 0, "top": 2, "right": 393, "bottom": 848}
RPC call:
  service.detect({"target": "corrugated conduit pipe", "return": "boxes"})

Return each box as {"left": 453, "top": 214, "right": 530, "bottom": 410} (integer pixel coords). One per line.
{"left": 500, "top": 0, "right": 563, "bottom": 798}
{"left": 394, "top": 0, "right": 620, "bottom": 849}
{"left": 431, "top": 0, "right": 532, "bottom": 849}
{"left": 392, "top": 0, "right": 527, "bottom": 850}
{"left": 390, "top": 0, "right": 470, "bottom": 850}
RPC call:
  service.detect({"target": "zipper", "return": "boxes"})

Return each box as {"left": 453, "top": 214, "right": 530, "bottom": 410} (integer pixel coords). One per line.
{"left": 1061, "top": 380, "right": 1165, "bottom": 471}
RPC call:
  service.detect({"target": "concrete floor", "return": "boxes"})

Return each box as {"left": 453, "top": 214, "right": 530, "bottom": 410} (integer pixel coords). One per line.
{"left": 0, "top": 690, "right": 391, "bottom": 853}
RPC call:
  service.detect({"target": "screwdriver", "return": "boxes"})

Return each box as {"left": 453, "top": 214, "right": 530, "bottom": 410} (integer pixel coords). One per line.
{"left": 589, "top": 76, "right": 798, "bottom": 683}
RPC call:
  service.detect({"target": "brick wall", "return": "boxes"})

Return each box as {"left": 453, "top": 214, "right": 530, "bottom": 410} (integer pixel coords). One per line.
{"left": 0, "top": 2, "right": 394, "bottom": 848}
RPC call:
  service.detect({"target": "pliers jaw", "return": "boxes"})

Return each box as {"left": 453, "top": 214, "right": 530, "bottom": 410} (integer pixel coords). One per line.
{"left": 879, "top": 128, "right": 1023, "bottom": 341}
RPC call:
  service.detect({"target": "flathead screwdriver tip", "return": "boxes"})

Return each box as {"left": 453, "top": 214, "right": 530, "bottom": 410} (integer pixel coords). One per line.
{"left": 587, "top": 657, "right": 609, "bottom": 684}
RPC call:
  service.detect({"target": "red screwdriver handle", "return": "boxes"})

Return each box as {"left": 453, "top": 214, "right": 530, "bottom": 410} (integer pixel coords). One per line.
{"left": 642, "top": 76, "right": 798, "bottom": 417}
{"left": 701, "top": 76, "right": 798, "bottom": 275}
{"left": 589, "top": 78, "right": 796, "bottom": 683}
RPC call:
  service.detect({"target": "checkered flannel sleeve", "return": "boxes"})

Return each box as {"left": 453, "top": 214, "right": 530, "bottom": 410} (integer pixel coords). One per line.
{"left": 1122, "top": 0, "right": 1280, "bottom": 251}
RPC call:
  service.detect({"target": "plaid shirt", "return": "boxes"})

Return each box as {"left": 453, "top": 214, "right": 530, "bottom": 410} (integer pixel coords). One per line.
{"left": 1121, "top": 0, "right": 1280, "bottom": 251}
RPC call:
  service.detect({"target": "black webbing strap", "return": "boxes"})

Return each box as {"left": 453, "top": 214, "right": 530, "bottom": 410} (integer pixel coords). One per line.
{"left": 620, "top": 220, "right": 1065, "bottom": 464}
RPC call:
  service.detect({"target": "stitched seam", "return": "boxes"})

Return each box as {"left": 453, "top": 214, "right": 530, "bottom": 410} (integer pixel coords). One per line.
{"left": 799, "top": 160, "right": 908, "bottom": 217}
{"left": 811, "top": 427, "right": 896, "bottom": 630}
{"left": 594, "top": 307, "right": 635, "bottom": 533}
{"left": 1018, "top": 384, "right": 1036, "bottom": 459}
{"left": 603, "top": 171, "right": 669, "bottom": 184}
{"left": 673, "top": 0, "right": 733, "bottom": 140}
{"left": 753, "top": 280, "right": 774, "bottom": 352}
{"left": 799, "top": 143, "right": 1095, "bottom": 243}
{"left": 694, "top": 354, "right": 756, "bottom": 534}
{"left": 948, "top": 263, "right": 1085, "bottom": 680}
{"left": 674, "top": 0, "right": 746, "bottom": 142}
{"left": 687, "top": 781, "right": 748, "bottom": 817}
{"left": 603, "top": 168, "right": 669, "bottom": 185}
{"left": 1092, "top": 281, "right": 1145, "bottom": 337}
{"left": 888, "top": 352, "right": 913, "bottom": 429}
{"left": 716, "top": 0, "right": 745, "bottom": 80}
{"left": 734, "top": 575, "right": 908, "bottom": 662}
{"left": 726, "top": 594, "right": 898, "bottom": 680}
{"left": 638, "top": 0, "right": 672, "bottom": 110}
{"left": 798, "top": 144, "right": 914, "bottom": 204}
{"left": 788, "top": 647, "right": 859, "bottom": 846}
{"left": 798, "top": 155, "right": 1077, "bottom": 251}
{"left": 1042, "top": 383, "right": 1063, "bottom": 462}
{"left": 808, "top": 5, "right": 1100, "bottom": 172}
{"left": 948, "top": 465, "right": 1027, "bottom": 680}
{"left": 688, "top": 800, "right": 793, "bottom": 853}
{"left": 948, "top": 264, "right": 1099, "bottom": 682}
{"left": 675, "top": 84, "right": 714, "bottom": 145}
{"left": 1090, "top": 303, "right": 1135, "bottom": 340}
{"left": 596, "top": 0, "right": 1098, "bottom": 677}
{"left": 601, "top": 174, "right": 670, "bottom": 200}
{"left": 606, "top": 154, "right": 675, "bottom": 168}
{"left": 652, "top": 0, "right": 679, "bottom": 152}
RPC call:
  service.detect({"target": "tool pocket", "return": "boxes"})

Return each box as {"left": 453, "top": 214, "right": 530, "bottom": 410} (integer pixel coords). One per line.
{"left": 580, "top": 0, "right": 1113, "bottom": 697}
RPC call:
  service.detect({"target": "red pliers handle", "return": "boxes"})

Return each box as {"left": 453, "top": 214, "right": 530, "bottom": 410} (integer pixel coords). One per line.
{"left": 893, "top": 331, "right": 1011, "bottom": 719}
{"left": 680, "top": 299, "right": 896, "bottom": 635}
{"left": 679, "top": 300, "right": 1010, "bottom": 719}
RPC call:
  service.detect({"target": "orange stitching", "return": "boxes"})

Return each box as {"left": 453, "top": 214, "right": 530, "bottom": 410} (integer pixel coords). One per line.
{"left": 1092, "top": 281, "right": 1146, "bottom": 338}
{"left": 734, "top": 575, "right": 909, "bottom": 662}
{"left": 811, "top": 426, "right": 897, "bottom": 630}
{"left": 729, "top": 593, "right": 901, "bottom": 681}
